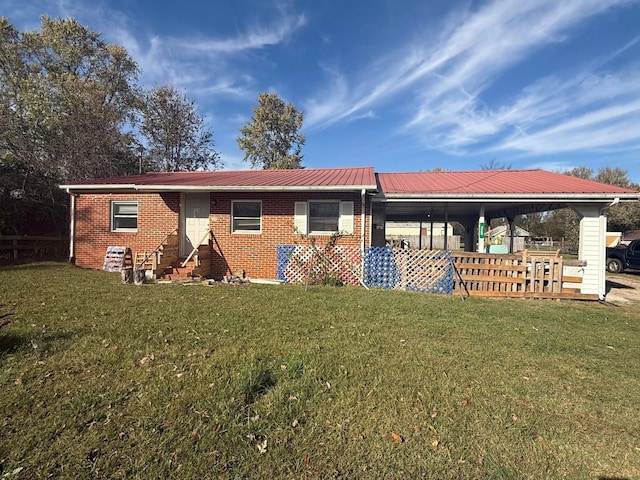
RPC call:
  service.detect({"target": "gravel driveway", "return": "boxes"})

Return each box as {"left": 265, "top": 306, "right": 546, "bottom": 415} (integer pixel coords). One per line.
{"left": 605, "top": 272, "right": 640, "bottom": 305}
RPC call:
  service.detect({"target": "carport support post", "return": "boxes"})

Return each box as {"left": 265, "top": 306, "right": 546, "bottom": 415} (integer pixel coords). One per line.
{"left": 571, "top": 204, "right": 607, "bottom": 299}
{"left": 443, "top": 207, "right": 449, "bottom": 250}
{"left": 507, "top": 216, "right": 517, "bottom": 253}
{"left": 478, "top": 206, "right": 486, "bottom": 253}
{"left": 430, "top": 219, "right": 434, "bottom": 250}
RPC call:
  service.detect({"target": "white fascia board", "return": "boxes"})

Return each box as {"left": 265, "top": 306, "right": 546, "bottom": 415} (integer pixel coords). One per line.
{"left": 60, "top": 184, "right": 137, "bottom": 191}
{"left": 60, "top": 184, "right": 378, "bottom": 193}
{"left": 373, "top": 193, "right": 639, "bottom": 202}
{"left": 134, "top": 184, "right": 378, "bottom": 192}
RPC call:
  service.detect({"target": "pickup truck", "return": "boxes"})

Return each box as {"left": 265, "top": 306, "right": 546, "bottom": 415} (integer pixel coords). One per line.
{"left": 606, "top": 239, "right": 640, "bottom": 273}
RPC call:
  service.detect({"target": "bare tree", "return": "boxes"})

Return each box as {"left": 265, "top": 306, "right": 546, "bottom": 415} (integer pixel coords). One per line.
{"left": 140, "top": 85, "right": 221, "bottom": 172}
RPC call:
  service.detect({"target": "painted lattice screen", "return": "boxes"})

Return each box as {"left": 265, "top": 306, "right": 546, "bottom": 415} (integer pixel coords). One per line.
{"left": 276, "top": 245, "right": 363, "bottom": 285}
{"left": 277, "top": 246, "right": 454, "bottom": 295}
{"left": 364, "top": 247, "right": 454, "bottom": 294}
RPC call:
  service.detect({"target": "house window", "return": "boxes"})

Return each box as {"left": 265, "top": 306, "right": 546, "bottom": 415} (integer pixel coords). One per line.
{"left": 232, "top": 200, "right": 262, "bottom": 233}
{"left": 294, "top": 201, "right": 354, "bottom": 235}
{"left": 111, "top": 201, "right": 138, "bottom": 232}
{"left": 309, "top": 201, "right": 340, "bottom": 233}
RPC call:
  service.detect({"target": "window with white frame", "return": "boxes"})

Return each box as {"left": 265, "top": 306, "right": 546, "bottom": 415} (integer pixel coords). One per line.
{"left": 294, "top": 200, "right": 354, "bottom": 235}
{"left": 232, "top": 200, "right": 262, "bottom": 233}
{"left": 111, "top": 201, "right": 138, "bottom": 232}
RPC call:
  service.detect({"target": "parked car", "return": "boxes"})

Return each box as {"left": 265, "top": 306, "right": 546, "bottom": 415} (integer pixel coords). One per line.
{"left": 606, "top": 239, "right": 640, "bottom": 273}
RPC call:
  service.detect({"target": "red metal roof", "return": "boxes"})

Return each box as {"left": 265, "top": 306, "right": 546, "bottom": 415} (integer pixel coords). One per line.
{"left": 377, "top": 169, "right": 638, "bottom": 195}
{"left": 73, "top": 166, "right": 377, "bottom": 189}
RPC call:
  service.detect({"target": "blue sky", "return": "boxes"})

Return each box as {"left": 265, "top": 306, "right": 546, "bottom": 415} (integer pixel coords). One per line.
{"left": 4, "top": 0, "right": 640, "bottom": 182}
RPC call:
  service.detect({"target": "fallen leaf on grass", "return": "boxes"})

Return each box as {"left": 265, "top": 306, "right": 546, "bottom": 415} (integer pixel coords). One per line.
{"left": 139, "top": 354, "right": 155, "bottom": 366}
{"left": 256, "top": 439, "right": 267, "bottom": 454}
{"left": 391, "top": 433, "right": 404, "bottom": 443}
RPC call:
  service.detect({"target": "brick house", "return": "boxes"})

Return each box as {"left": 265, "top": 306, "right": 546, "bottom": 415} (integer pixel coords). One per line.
{"left": 60, "top": 167, "right": 638, "bottom": 298}
{"left": 61, "top": 167, "right": 377, "bottom": 279}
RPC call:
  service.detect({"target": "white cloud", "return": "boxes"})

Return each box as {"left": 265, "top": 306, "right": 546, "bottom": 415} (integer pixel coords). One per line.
{"left": 3, "top": 0, "right": 305, "bottom": 97}
{"left": 303, "top": 0, "right": 640, "bottom": 160}
{"left": 172, "top": 13, "right": 306, "bottom": 55}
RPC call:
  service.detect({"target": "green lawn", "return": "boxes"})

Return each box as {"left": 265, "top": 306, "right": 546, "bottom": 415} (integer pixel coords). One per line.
{"left": 1, "top": 263, "right": 639, "bottom": 479}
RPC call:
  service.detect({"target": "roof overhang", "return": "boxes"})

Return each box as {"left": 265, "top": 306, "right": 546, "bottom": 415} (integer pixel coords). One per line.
{"left": 374, "top": 192, "right": 639, "bottom": 222}
{"left": 60, "top": 184, "right": 377, "bottom": 193}
{"left": 373, "top": 192, "right": 639, "bottom": 202}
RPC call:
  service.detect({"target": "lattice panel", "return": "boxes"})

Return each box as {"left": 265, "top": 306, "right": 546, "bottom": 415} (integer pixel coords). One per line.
{"left": 363, "top": 247, "right": 401, "bottom": 289}
{"left": 278, "top": 245, "right": 454, "bottom": 294}
{"left": 393, "top": 249, "right": 454, "bottom": 294}
{"left": 276, "top": 245, "right": 362, "bottom": 285}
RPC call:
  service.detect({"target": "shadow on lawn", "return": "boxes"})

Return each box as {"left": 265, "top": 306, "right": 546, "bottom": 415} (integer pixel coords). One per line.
{"left": 0, "top": 261, "right": 70, "bottom": 271}
{"left": 0, "top": 333, "right": 24, "bottom": 355}
{"left": 606, "top": 280, "right": 634, "bottom": 292}
{"left": 1, "top": 329, "right": 76, "bottom": 356}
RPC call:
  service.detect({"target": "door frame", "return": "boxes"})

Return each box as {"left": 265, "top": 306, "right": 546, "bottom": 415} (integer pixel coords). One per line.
{"left": 180, "top": 192, "right": 211, "bottom": 257}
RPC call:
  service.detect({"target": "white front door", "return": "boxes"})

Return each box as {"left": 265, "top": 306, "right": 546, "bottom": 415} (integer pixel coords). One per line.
{"left": 181, "top": 193, "right": 210, "bottom": 257}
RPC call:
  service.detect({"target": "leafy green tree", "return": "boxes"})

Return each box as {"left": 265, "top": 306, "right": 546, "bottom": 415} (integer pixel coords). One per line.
{"left": 543, "top": 166, "right": 640, "bottom": 251}
{"left": 564, "top": 166, "right": 593, "bottom": 180}
{"left": 237, "top": 92, "right": 305, "bottom": 169}
{"left": 140, "top": 85, "right": 221, "bottom": 172}
{"left": 594, "top": 166, "right": 632, "bottom": 188}
{"left": 517, "top": 212, "right": 547, "bottom": 238}
{"left": 0, "top": 16, "right": 140, "bottom": 234}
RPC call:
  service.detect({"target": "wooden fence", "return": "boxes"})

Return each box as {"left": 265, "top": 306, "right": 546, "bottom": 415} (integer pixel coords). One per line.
{"left": 0, "top": 235, "right": 67, "bottom": 260}
{"left": 452, "top": 251, "right": 594, "bottom": 300}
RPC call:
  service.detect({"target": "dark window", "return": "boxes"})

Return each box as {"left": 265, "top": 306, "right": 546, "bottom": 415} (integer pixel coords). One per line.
{"left": 232, "top": 201, "right": 262, "bottom": 232}
{"left": 308, "top": 201, "right": 340, "bottom": 233}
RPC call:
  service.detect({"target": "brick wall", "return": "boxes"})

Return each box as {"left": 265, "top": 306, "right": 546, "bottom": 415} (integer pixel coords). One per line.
{"left": 209, "top": 191, "right": 369, "bottom": 279}
{"left": 73, "top": 190, "right": 371, "bottom": 279}
{"left": 74, "top": 192, "right": 180, "bottom": 269}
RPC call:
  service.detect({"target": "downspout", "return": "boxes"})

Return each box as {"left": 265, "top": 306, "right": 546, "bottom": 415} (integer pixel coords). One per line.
{"left": 600, "top": 197, "right": 620, "bottom": 213}
{"left": 360, "top": 189, "right": 366, "bottom": 253}
{"left": 361, "top": 189, "right": 367, "bottom": 286}
{"left": 67, "top": 189, "right": 76, "bottom": 264}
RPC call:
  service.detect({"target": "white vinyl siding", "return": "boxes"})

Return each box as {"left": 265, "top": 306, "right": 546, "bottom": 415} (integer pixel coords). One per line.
{"left": 294, "top": 200, "right": 354, "bottom": 235}
{"left": 232, "top": 200, "right": 262, "bottom": 233}
{"left": 575, "top": 205, "right": 606, "bottom": 297}
{"left": 111, "top": 201, "right": 138, "bottom": 232}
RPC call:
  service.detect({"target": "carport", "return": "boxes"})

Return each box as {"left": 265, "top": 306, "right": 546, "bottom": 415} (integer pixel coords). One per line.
{"left": 370, "top": 170, "right": 639, "bottom": 299}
